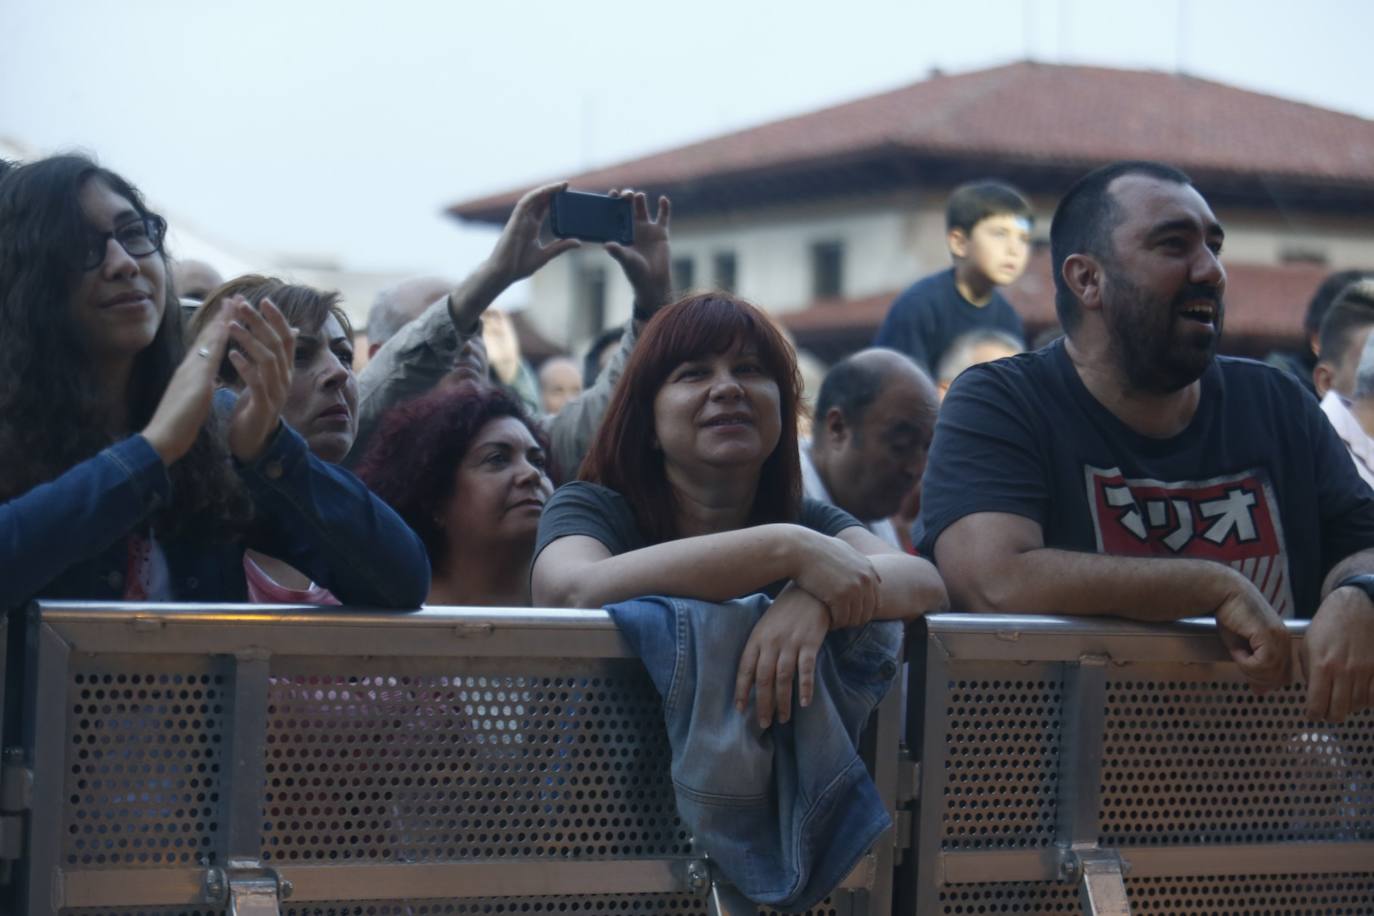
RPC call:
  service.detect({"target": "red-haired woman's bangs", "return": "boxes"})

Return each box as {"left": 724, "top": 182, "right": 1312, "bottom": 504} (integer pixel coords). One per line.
{"left": 650, "top": 295, "right": 799, "bottom": 400}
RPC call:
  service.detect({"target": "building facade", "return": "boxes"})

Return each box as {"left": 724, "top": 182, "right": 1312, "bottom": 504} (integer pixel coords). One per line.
{"left": 450, "top": 62, "right": 1374, "bottom": 362}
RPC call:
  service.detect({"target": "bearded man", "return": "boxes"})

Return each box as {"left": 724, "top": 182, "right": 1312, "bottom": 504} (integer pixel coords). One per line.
{"left": 917, "top": 160, "right": 1374, "bottom": 723}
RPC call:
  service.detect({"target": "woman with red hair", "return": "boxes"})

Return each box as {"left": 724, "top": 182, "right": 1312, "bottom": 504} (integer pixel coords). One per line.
{"left": 533, "top": 292, "right": 947, "bottom": 726}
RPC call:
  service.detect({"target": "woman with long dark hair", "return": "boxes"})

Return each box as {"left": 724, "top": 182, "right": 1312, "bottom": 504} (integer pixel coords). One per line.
{"left": 0, "top": 155, "right": 428, "bottom": 608}
{"left": 532, "top": 292, "right": 947, "bottom": 725}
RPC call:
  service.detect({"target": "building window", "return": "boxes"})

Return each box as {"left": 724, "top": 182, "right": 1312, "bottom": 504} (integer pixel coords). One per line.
{"left": 713, "top": 251, "right": 738, "bottom": 292}
{"left": 575, "top": 264, "right": 607, "bottom": 339}
{"left": 672, "top": 256, "right": 696, "bottom": 295}
{"left": 811, "top": 240, "right": 844, "bottom": 299}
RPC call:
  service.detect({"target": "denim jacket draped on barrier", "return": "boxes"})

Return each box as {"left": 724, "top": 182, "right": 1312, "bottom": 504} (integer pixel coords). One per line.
{"left": 607, "top": 594, "right": 902, "bottom": 912}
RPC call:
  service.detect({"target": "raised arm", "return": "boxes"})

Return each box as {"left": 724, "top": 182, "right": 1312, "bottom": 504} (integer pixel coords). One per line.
{"left": 935, "top": 510, "right": 1290, "bottom": 690}
{"left": 352, "top": 182, "right": 580, "bottom": 465}
{"left": 548, "top": 190, "right": 671, "bottom": 479}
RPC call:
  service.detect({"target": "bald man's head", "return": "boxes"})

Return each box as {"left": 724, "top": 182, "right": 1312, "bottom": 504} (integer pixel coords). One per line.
{"left": 539, "top": 356, "right": 583, "bottom": 415}
{"left": 367, "top": 276, "right": 453, "bottom": 355}
{"left": 172, "top": 260, "right": 225, "bottom": 302}
{"left": 812, "top": 348, "right": 939, "bottom": 521}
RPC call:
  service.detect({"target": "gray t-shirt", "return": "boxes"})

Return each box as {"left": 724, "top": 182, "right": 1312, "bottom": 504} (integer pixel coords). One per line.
{"left": 536, "top": 481, "right": 862, "bottom": 597}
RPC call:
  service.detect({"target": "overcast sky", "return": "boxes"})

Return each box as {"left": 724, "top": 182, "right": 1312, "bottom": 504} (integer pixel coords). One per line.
{"left": 3, "top": 0, "right": 1372, "bottom": 288}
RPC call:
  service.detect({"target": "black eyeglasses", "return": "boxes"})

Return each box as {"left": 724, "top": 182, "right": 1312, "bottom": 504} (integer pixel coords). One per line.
{"left": 82, "top": 215, "right": 167, "bottom": 271}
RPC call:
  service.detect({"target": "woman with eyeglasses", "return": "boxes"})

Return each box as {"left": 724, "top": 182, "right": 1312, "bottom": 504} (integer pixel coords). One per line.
{"left": 0, "top": 154, "right": 429, "bottom": 609}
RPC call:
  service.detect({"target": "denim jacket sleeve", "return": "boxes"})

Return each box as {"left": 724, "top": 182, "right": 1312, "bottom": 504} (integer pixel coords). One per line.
{"left": 0, "top": 435, "right": 171, "bottom": 609}
{"left": 237, "top": 418, "right": 431, "bottom": 608}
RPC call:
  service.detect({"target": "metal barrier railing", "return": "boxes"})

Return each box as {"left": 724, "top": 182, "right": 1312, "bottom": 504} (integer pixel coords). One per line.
{"left": 6, "top": 605, "right": 1372, "bottom": 915}
{"left": 3, "top": 602, "right": 899, "bottom": 916}
{"left": 904, "top": 614, "right": 1374, "bottom": 916}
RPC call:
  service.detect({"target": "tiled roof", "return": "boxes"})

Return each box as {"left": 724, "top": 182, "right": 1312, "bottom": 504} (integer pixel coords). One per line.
{"left": 779, "top": 253, "right": 1332, "bottom": 351}
{"left": 450, "top": 62, "right": 1374, "bottom": 221}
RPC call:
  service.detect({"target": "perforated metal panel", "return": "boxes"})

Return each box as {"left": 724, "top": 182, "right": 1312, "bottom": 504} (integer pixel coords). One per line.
{"left": 62, "top": 909, "right": 223, "bottom": 916}
{"left": 260, "top": 660, "right": 689, "bottom": 864}
{"left": 59, "top": 895, "right": 850, "bottom": 915}
{"left": 63, "top": 658, "right": 230, "bottom": 869}
{"left": 1125, "top": 872, "right": 1374, "bottom": 912}
{"left": 1100, "top": 677, "right": 1374, "bottom": 845}
{"left": 940, "top": 668, "right": 1063, "bottom": 850}
{"left": 281, "top": 900, "right": 709, "bottom": 915}
{"left": 936, "top": 874, "right": 1374, "bottom": 914}
{"left": 938, "top": 882, "right": 1082, "bottom": 912}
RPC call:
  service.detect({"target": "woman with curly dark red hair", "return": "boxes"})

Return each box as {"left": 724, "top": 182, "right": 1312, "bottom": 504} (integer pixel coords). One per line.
{"left": 355, "top": 380, "right": 552, "bottom": 607}
{"left": 532, "top": 292, "right": 947, "bottom": 727}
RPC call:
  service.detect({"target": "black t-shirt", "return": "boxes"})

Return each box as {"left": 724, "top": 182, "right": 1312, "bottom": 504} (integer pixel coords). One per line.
{"left": 536, "top": 481, "right": 862, "bottom": 598}
{"left": 873, "top": 268, "right": 1025, "bottom": 374}
{"left": 917, "top": 340, "right": 1374, "bottom": 619}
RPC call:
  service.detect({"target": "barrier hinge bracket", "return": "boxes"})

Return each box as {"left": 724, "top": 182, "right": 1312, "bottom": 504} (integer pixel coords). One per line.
{"left": 204, "top": 860, "right": 293, "bottom": 916}
{"left": 1059, "top": 847, "right": 1131, "bottom": 916}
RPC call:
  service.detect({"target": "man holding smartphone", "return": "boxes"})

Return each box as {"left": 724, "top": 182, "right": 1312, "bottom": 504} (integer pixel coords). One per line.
{"left": 350, "top": 181, "right": 672, "bottom": 479}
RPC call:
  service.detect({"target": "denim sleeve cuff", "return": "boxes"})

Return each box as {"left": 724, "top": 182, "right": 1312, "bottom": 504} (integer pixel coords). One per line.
{"left": 235, "top": 422, "right": 309, "bottom": 489}
{"left": 105, "top": 435, "right": 173, "bottom": 513}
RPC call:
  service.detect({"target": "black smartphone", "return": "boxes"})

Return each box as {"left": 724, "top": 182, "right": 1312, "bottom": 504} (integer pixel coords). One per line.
{"left": 550, "top": 190, "right": 634, "bottom": 245}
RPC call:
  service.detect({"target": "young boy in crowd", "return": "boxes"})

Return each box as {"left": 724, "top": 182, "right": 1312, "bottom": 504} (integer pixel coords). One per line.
{"left": 874, "top": 180, "right": 1032, "bottom": 372}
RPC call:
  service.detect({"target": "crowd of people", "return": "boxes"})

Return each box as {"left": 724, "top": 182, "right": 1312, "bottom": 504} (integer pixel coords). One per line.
{"left": 1, "top": 150, "right": 1372, "bottom": 733}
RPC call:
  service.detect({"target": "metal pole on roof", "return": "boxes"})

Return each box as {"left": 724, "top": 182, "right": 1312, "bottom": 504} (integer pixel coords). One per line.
{"left": 1175, "top": 0, "right": 1189, "bottom": 74}
{"left": 1023, "top": 0, "right": 1035, "bottom": 60}
{"left": 1055, "top": 0, "right": 1068, "bottom": 63}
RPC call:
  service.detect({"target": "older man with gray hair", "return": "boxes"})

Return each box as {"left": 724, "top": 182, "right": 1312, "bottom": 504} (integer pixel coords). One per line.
{"left": 365, "top": 276, "right": 455, "bottom": 359}
{"left": 935, "top": 328, "right": 1023, "bottom": 399}
{"left": 804, "top": 348, "right": 940, "bottom": 546}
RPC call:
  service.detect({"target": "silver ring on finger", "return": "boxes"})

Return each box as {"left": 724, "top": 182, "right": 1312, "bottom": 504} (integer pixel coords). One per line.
{"left": 197, "top": 347, "right": 211, "bottom": 358}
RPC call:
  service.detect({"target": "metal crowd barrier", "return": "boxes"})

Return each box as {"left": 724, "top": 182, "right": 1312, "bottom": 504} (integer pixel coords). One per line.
{"left": 1, "top": 601, "right": 900, "bottom": 916}
{"left": 903, "top": 614, "right": 1374, "bottom": 915}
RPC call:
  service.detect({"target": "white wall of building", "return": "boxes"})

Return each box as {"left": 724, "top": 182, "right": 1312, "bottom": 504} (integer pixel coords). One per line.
{"left": 518, "top": 188, "right": 1374, "bottom": 354}
{"left": 522, "top": 189, "right": 1029, "bottom": 349}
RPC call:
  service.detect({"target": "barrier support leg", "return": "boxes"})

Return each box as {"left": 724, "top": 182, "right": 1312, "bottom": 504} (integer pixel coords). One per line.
{"left": 1054, "top": 652, "right": 1131, "bottom": 916}
{"left": 707, "top": 879, "right": 756, "bottom": 916}
{"left": 688, "top": 859, "right": 756, "bottom": 916}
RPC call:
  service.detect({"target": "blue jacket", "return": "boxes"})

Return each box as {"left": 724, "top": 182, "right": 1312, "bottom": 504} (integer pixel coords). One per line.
{"left": 607, "top": 594, "right": 901, "bottom": 912}
{"left": 0, "top": 407, "right": 430, "bottom": 609}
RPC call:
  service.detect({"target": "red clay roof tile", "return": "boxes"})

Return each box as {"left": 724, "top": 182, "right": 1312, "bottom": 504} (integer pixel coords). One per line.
{"left": 450, "top": 62, "right": 1374, "bottom": 219}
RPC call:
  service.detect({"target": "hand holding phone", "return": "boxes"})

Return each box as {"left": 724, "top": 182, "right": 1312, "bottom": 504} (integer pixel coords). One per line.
{"left": 550, "top": 190, "right": 634, "bottom": 245}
